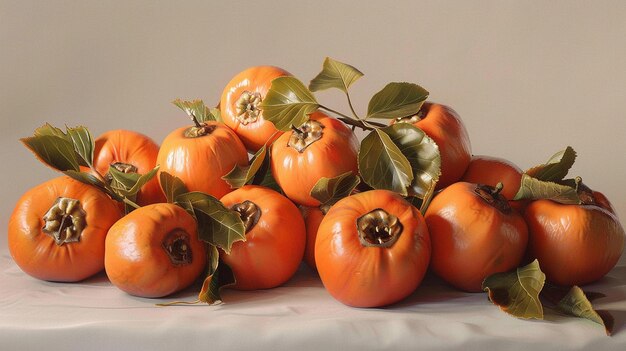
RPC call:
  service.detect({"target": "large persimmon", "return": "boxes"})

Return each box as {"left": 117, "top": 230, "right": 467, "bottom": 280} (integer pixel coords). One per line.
{"left": 220, "top": 185, "right": 305, "bottom": 290}
{"left": 271, "top": 111, "right": 359, "bottom": 207}
{"left": 461, "top": 155, "right": 522, "bottom": 200}
{"left": 105, "top": 203, "right": 207, "bottom": 298}
{"left": 315, "top": 190, "right": 431, "bottom": 307}
{"left": 157, "top": 121, "right": 248, "bottom": 199}
{"left": 8, "top": 176, "right": 122, "bottom": 282}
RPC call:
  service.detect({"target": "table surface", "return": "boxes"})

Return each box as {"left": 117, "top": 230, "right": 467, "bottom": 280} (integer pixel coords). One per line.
{"left": 1, "top": 247, "right": 624, "bottom": 351}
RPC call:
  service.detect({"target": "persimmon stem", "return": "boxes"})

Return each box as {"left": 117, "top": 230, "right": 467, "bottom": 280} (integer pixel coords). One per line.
{"left": 190, "top": 112, "right": 203, "bottom": 128}
{"left": 319, "top": 105, "right": 386, "bottom": 131}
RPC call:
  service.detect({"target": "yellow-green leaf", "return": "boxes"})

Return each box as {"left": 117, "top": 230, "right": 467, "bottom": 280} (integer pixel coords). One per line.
{"left": 382, "top": 123, "right": 441, "bottom": 204}
{"left": 21, "top": 134, "right": 81, "bottom": 172}
{"left": 513, "top": 174, "right": 581, "bottom": 204}
{"left": 160, "top": 172, "right": 189, "bottom": 204}
{"left": 309, "top": 57, "right": 364, "bottom": 93}
{"left": 310, "top": 171, "right": 360, "bottom": 207}
{"left": 366, "top": 82, "right": 429, "bottom": 120}
{"left": 172, "top": 99, "right": 218, "bottom": 123}
{"left": 259, "top": 76, "right": 319, "bottom": 131}
{"left": 175, "top": 192, "right": 246, "bottom": 254}
{"left": 223, "top": 144, "right": 268, "bottom": 189}
{"left": 198, "top": 246, "right": 236, "bottom": 305}
{"left": 526, "top": 146, "right": 577, "bottom": 182}
{"left": 482, "top": 259, "right": 546, "bottom": 320}
{"left": 358, "top": 129, "right": 413, "bottom": 196}
{"left": 557, "top": 286, "right": 613, "bottom": 336}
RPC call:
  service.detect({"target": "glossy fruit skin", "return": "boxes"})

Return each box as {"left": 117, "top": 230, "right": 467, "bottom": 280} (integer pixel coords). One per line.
{"left": 425, "top": 182, "right": 528, "bottom": 292}
{"left": 461, "top": 155, "right": 522, "bottom": 200}
{"left": 93, "top": 129, "right": 166, "bottom": 206}
{"left": 300, "top": 206, "right": 325, "bottom": 271}
{"left": 220, "top": 186, "right": 306, "bottom": 290}
{"left": 397, "top": 103, "right": 471, "bottom": 189}
{"left": 271, "top": 111, "right": 359, "bottom": 207}
{"left": 524, "top": 198, "right": 624, "bottom": 286}
{"left": 220, "top": 66, "right": 290, "bottom": 152}
{"left": 157, "top": 121, "right": 248, "bottom": 199}
{"left": 105, "top": 203, "right": 207, "bottom": 298}
{"left": 8, "top": 176, "right": 122, "bottom": 282}
{"left": 315, "top": 190, "right": 431, "bottom": 307}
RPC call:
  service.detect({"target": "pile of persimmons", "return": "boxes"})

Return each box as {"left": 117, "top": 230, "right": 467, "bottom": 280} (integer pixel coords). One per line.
{"left": 8, "top": 58, "right": 624, "bottom": 329}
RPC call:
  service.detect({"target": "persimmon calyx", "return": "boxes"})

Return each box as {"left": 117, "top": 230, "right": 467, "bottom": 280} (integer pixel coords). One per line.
{"left": 184, "top": 123, "right": 216, "bottom": 138}
{"left": 231, "top": 200, "right": 261, "bottom": 233}
{"left": 474, "top": 183, "right": 512, "bottom": 214}
{"left": 42, "top": 197, "right": 86, "bottom": 245}
{"left": 288, "top": 120, "right": 324, "bottom": 153}
{"left": 236, "top": 91, "right": 262, "bottom": 125}
{"left": 162, "top": 229, "right": 193, "bottom": 266}
{"left": 357, "top": 208, "right": 403, "bottom": 248}
{"left": 104, "top": 162, "right": 138, "bottom": 183}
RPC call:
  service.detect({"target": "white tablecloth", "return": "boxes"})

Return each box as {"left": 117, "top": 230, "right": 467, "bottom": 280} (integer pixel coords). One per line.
{"left": 1, "top": 248, "right": 624, "bottom": 351}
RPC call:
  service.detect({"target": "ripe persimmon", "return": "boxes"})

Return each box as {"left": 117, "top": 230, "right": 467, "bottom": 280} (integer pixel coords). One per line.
{"left": 461, "top": 155, "right": 522, "bottom": 200}
{"left": 425, "top": 182, "right": 528, "bottom": 292}
{"left": 315, "top": 190, "right": 431, "bottom": 307}
{"left": 220, "top": 66, "right": 290, "bottom": 152}
{"left": 105, "top": 203, "right": 207, "bottom": 298}
{"left": 395, "top": 103, "right": 471, "bottom": 189}
{"left": 271, "top": 111, "right": 359, "bottom": 207}
{"left": 8, "top": 176, "right": 122, "bottom": 282}
{"left": 220, "top": 185, "right": 306, "bottom": 290}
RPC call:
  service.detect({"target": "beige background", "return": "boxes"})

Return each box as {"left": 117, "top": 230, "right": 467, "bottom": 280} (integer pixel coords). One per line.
{"left": 1, "top": 0, "right": 625, "bottom": 248}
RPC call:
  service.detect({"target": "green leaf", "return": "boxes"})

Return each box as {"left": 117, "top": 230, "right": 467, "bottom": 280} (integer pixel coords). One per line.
{"left": 366, "top": 82, "right": 429, "bottom": 120}
{"left": 259, "top": 76, "right": 319, "bottom": 131}
{"left": 382, "top": 124, "right": 441, "bottom": 200}
{"left": 210, "top": 107, "right": 223, "bottom": 123}
{"left": 172, "top": 99, "right": 217, "bottom": 123}
{"left": 310, "top": 171, "right": 360, "bottom": 207}
{"left": 222, "top": 144, "right": 268, "bottom": 189}
{"left": 160, "top": 172, "right": 189, "bottom": 204}
{"left": 198, "top": 245, "right": 236, "bottom": 305}
{"left": 526, "top": 146, "right": 577, "bottom": 182}
{"left": 33, "top": 123, "right": 67, "bottom": 138}
{"left": 513, "top": 174, "right": 581, "bottom": 204}
{"left": 482, "top": 259, "right": 546, "bottom": 320}
{"left": 175, "top": 192, "right": 246, "bottom": 254}
{"left": 358, "top": 129, "right": 413, "bottom": 196}
{"left": 108, "top": 165, "right": 159, "bottom": 198}
{"left": 65, "top": 126, "right": 94, "bottom": 168}
{"left": 309, "top": 57, "right": 364, "bottom": 93}
{"left": 542, "top": 284, "right": 613, "bottom": 336}
{"left": 21, "top": 135, "right": 81, "bottom": 172}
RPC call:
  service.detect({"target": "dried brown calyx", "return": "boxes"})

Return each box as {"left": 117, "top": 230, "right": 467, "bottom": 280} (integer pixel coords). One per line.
{"left": 288, "top": 120, "right": 324, "bottom": 153}
{"left": 235, "top": 91, "right": 262, "bottom": 125}
{"left": 231, "top": 200, "right": 261, "bottom": 233}
{"left": 42, "top": 197, "right": 87, "bottom": 245}
{"left": 162, "top": 229, "right": 193, "bottom": 266}
{"left": 104, "top": 162, "right": 138, "bottom": 183}
{"left": 474, "top": 183, "right": 512, "bottom": 214}
{"left": 357, "top": 208, "right": 403, "bottom": 248}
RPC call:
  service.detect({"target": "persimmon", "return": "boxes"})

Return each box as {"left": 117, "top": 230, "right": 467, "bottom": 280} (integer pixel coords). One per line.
{"left": 300, "top": 206, "right": 326, "bottom": 271}
{"left": 524, "top": 192, "right": 624, "bottom": 286}
{"left": 157, "top": 120, "right": 248, "bottom": 199}
{"left": 271, "top": 111, "right": 359, "bottom": 207}
{"left": 220, "top": 66, "right": 290, "bottom": 152}
{"left": 461, "top": 155, "right": 522, "bottom": 200}
{"left": 93, "top": 129, "right": 165, "bottom": 206}
{"left": 105, "top": 203, "right": 207, "bottom": 298}
{"left": 424, "top": 182, "right": 528, "bottom": 292}
{"left": 220, "top": 185, "right": 306, "bottom": 290}
{"left": 8, "top": 176, "right": 122, "bottom": 282}
{"left": 315, "top": 190, "right": 431, "bottom": 307}
{"left": 395, "top": 102, "right": 471, "bottom": 189}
